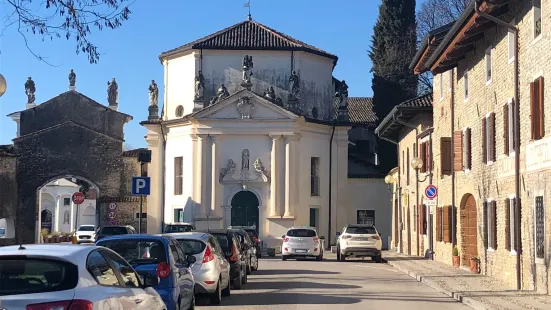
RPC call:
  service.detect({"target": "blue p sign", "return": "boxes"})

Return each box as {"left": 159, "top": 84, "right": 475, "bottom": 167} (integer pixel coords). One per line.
{"left": 132, "top": 177, "right": 151, "bottom": 195}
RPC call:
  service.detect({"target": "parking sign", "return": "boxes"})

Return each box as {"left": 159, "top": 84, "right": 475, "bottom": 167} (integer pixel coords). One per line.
{"left": 132, "top": 177, "right": 151, "bottom": 195}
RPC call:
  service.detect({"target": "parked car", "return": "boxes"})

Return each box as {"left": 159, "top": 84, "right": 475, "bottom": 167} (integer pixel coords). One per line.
{"left": 197, "top": 229, "right": 248, "bottom": 289}
{"left": 229, "top": 226, "right": 262, "bottom": 258}
{"left": 96, "top": 234, "right": 196, "bottom": 310}
{"left": 228, "top": 228, "right": 258, "bottom": 273}
{"left": 0, "top": 244, "right": 166, "bottom": 309}
{"left": 74, "top": 224, "right": 97, "bottom": 243}
{"left": 96, "top": 225, "right": 137, "bottom": 241}
{"left": 336, "top": 224, "right": 383, "bottom": 263}
{"left": 281, "top": 226, "right": 325, "bottom": 261}
{"left": 164, "top": 223, "right": 195, "bottom": 233}
{"left": 169, "top": 232, "right": 231, "bottom": 303}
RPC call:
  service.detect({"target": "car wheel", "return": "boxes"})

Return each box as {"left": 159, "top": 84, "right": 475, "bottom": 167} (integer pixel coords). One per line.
{"left": 282, "top": 255, "right": 289, "bottom": 261}
{"left": 246, "top": 260, "right": 252, "bottom": 275}
{"left": 252, "top": 257, "right": 258, "bottom": 271}
{"left": 242, "top": 268, "right": 248, "bottom": 284}
{"left": 188, "top": 296, "right": 195, "bottom": 310}
{"left": 316, "top": 253, "right": 323, "bottom": 261}
{"left": 221, "top": 276, "right": 231, "bottom": 297}
{"left": 233, "top": 269, "right": 243, "bottom": 289}
{"left": 338, "top": 248, "right": 346, "bottom": 261}
{"left": 209, "top": 280, "right": 222, "bottom": 305}
{"left": 374, "top": 254, "right": 382, "bottom": 263}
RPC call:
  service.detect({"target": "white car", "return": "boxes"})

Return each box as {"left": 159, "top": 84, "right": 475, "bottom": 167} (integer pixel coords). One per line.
{"left": 281, "top": 227, "right": 324, "bottom": 261}
{"left": 74, "top": 224, "right": 97, "bottom": 243}
{"left": 337, "top": 224, "right": 383, "bottom": 262}
{"left": 0, "top": 244, "right": 167, "bottom": 309}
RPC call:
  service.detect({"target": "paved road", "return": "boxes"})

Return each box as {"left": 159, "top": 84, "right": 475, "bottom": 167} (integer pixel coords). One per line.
{"left": 198, "top": 254, "right": 470, "bottom": 309}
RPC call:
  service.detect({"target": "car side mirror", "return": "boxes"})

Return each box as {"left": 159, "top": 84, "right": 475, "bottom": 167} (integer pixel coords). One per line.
{"left": 143, "top": 273, "right": 159, "bottom": 288}
{"left": 378, "top": 232, "right": 381, "bottom": 236}
{"left": 320, "top": 236, "right": 326, "bottom": 240}
{"left": 281, "top": 235, "right": 286, "bottom": 239}
{"left": 335, "top": 232, "right": 341, "bottom": 236}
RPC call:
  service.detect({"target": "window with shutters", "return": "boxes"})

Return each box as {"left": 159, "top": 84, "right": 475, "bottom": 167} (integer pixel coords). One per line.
{"left": 462, "top": 128, "right": 472, "bottom": 170}
{"left": 534, "top": 0, "right": 542, "bottom": 39}
{"left": 530, "top": 77, "right": 545, "bottom": 140}
{"left": 420, "top": 204, "right": 427, "bottom": 235}
{"left": 453, "top": 131, "right": 463, "bottom": 172}
{"left": 436, "top": 207, "right": 443, "bottom": 242}
{"left": 485, "top": 200, "right": 497, "bottom": 250}
{"left": 482, "top": 113, "right": 496, "bottom": 164}
{"left": 485, "top": 47, "right": 493, "bottom": 84}
{"left": 407, "top": 148, "right": 410, "bottom": 186}
{"left": 440, "top": 137, "right": 452, "bottom": 177}
{"left": 419, "top": 140, "right": 432, "bottom": 173}
{"left": 508, "top": 19, "right": 516, "bottom": 63}
{"left": 174, "top": 157, "right": 183, "bottom": 195}
{"left": 505, "top": 196, "right": 516, "bottom": 253}
{"left": 443, "top": 205, "right": 453, "bottom": 243}
{"left": 535, "top": 196, "right": 545, "bottom": 261}
{"left": 464, "top": 70, "right": 469, "bottom": 100}
{"left": 503, "top": 101, "right": 515, "bottom": 155}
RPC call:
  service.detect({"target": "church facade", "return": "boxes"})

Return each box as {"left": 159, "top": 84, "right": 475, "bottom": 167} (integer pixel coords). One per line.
{"left": 142, "top": 18, "right": 390, "bottom": 248}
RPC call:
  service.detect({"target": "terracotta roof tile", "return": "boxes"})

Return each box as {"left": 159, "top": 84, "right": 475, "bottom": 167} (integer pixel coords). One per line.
{"left": 333, "top": 97, "right": 377, "bottom": 126}
{"left": 122, "top": 148, "right": 147, "bottom": 157}
{"left": 398, "top": 92, "right": 433, "bottom": 108}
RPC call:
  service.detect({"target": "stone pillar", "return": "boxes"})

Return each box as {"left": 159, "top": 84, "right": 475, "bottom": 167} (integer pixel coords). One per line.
{"left": 196, "top": 134, "right": 211, "bottom": 218}
{"left": 211, "top": 135, "right": 223, "bottom": 217}
{"left": 269, "top": 135, "right": 281, "bottom": 217}
{"left": 284, "top": 134, "right": 301, "bottom": 218}
{"left": 144, "top": 125, "right": 164, "bottom": 234}
{"left": 54, "top": 195, "right": 61, "bottom": 232}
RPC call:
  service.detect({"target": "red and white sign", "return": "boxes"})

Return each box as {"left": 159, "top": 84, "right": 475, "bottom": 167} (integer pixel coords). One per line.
{"left": 72, "top": 192, "right": 85, "bottom": 205}
{"left": 109, "top": 203, "right": 117, "bottom": 210}
{"left": 108, "top": 211, "right": 117, "bottom": 219}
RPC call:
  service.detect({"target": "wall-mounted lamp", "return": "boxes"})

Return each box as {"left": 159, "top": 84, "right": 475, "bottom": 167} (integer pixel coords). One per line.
{"left": 384, "top": 174, "right": 395, "bottom": 191}
{"left": 410, "top": 157, "right": 431, "bottom": 182}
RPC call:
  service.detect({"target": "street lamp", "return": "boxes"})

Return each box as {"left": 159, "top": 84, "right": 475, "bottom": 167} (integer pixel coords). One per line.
{"left": 410, "top": 157, "right": 431, "bottom": 182}
{"left": 0, "top": 73, "right": 6, "bottom": 97}
{"left": 384, "top": 174, "right": 395, "bottom": 191}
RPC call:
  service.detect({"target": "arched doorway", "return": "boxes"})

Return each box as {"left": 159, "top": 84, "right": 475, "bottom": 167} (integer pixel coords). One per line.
{"left": 231, "top": 190, "right": 260, "bottom": 233}
{"left": 461, "top": 194, "right": 478, "bottom": 266}
{"left": 40, "top": 209, "right": 53, "bottom": 233}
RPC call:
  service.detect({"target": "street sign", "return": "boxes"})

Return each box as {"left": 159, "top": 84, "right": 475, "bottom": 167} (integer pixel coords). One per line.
{"left": 108, "top": 220, "right": 117, "bottom": 226}
{"left": 132, "top": 177, "right": 151, "bottom": 196}
{"left": 424, "top": 199, "right": 437, "bottom": 207}
{"left": 72, "top": 192, "right": 85, "bottom": 205}
{"left": 108, "top": 211, "right": 117, "bottom": 219}
{"left": 425, "top": 185, "right": 438, "bottom": 199}
{"left": 109, "top": 203, "right": 117, "bottom": 210}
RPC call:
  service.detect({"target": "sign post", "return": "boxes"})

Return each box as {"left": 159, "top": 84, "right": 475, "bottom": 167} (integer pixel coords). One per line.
{"left": 132, "top": 176, "right": 151, "bottom": 233}
{"left": 72, "top": 192, "right": 85, "bottom": 229}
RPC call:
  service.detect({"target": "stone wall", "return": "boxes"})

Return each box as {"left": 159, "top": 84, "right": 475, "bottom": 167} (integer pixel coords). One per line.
{"left": 0, "top": 147, "right": 17, "bottom": 246}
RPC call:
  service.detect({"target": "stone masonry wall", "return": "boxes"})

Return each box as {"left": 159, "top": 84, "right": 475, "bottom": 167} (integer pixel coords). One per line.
{"left": 0, "top": 153, "right": 17, "bottom": 246}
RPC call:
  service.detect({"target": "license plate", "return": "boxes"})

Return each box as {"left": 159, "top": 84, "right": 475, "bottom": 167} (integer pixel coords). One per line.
{"left": 354, "top": 237, "right": 369, "bottom": 241}
{"left": 295, "top": 249, "right": 307, "bottom": 253}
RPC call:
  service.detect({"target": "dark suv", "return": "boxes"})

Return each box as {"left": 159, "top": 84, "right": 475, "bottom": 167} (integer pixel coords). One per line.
{"left": 164, "top": 222, "right": 195, "bottom": 233}
{"left": 198, "top": 229, "right": 248, "bottom": 289}
{"left": 96, "top": 225, "right": 137, "bottom": 241}
{"left": 228, "top": 228, "right": 258, "bottom": 273}
{"left": 229, "top": 226, "right": 262, "bottom": 258}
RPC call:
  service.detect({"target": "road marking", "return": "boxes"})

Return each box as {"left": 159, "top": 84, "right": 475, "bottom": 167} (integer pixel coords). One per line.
{"left": 353, "top": 264, "right": 401, "bottom": 273}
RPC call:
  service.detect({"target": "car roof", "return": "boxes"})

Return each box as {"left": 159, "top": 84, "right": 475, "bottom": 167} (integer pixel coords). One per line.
{"left": 228, "top": 226, "right": 255, "bottom": 230}
{"left": 101, "top": 225, "right": 131, "bottom": 228}
{"left": 78, "top": 224, "right": 95, "bottom": 227}
{"left": 96, "top": 233, "right": 173, "bottom": 242}
{"left": 289, "top": 226, "right": 317, "bottom": 230}
{"left": 346, "top": 224, "right": 376, "bottom": 228}
{"left": 167, "top": 232, "right": 210, "bottom": 241}
{"left": 0, "top": 244, "right": 97, "bottom": 264}
{"left": 166, "top": 222, "right": 193, "bottom": 226}
{"left": 196, "top": 229, "right": 233, "bottom": 235}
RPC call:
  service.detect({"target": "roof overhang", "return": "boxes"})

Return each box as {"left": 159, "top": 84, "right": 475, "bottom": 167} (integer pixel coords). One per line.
{"left": 410, "top": 21, "right": 455, "bottom": 74}
{"left": 375, "top": 105, "right": 433, "bottom": 142}
{"left": 426, "top": 0, "right": 511, "bottom": 74}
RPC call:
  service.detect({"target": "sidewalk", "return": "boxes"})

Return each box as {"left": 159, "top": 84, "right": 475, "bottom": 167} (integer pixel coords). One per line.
{"left": 383, "top": 251, "right": 551, "bottom": 310}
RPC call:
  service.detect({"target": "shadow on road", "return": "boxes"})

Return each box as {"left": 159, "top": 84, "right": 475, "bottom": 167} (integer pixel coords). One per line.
{"left": 244, "top": 280, "right": 362, "bottom": 290}
{"left": 214, "top": 292, "right": 362, "bottom": 306}
{"left": 252, "top": 269, "right": 340, "bottom": 276}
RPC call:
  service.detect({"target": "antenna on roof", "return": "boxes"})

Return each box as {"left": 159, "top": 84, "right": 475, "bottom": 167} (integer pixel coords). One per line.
{"left": 244, "top": 0, "right": 252, "bottom": 21}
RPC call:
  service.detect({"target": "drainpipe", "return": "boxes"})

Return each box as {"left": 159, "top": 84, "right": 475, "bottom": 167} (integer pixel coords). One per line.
{"left": 328, "top": 124, "right": 336, "bottom": 250}
{"left": 451, "top": 69, "right": 456, "bottom": 248}
{"left": 474, "top": 1, "right": 521, "bottom": 290}
{"left": 160, "top": 124, "right": 167, "bottom": 233}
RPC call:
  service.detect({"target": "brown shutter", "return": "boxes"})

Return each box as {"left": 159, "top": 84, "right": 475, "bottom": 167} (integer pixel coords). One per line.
{"left": 503, "top": 104, "right": 509, "bottom": 154}
{"left": 441, "top": 137, "right": 452, "bottom": 175}
{"left": 453, "top": 131, "right": 463, "bottom": 171}
{"left": 426, "top": 140, "right": 432, "bottom": 171}
{"left": 505, "top": 198, "right": 511, "bottom": 251}
{"left": 420, "top": 142, "right": 427, "bottom": 173}
{"left": 483, "top": 202, "right": 488, "bottom": 248}
{"left": 489, "top": 113, "right": 496, "bottom": 161}
{"left": 531, "top": 81, "right": 537, "bottom": 140}
{"left": 492, "top": 200, "right": 498, "bottom": 249}
{"left": 443, "top": 206, "right": 450, "bottom": 243}
{"left": 539, "top": 77, "right": 545, "bottom": 139}
{"left": 419, "top": 204, "right": 425, "bottom": 235}
{"left": 436, "top": 208, "right": 442, "bottom": 242}
{"left": 482, "top": 117, "right": 487, "bottom": 163}
{"left": 465, "top": 128, "right": 472, "bottom": 169}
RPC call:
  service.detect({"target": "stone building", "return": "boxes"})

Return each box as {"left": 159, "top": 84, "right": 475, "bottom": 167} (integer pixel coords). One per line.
{"left": 389, "top": 0, "right": 551, "bottom": 293}
{"left": 142, "top": 17, "right": 390, "bottom": 248}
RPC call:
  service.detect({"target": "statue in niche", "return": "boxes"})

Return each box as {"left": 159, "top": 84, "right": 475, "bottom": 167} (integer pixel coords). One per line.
{"left": 219, "top": 159, "right": 236, "bottom": 181}
{"left": 242, "top": 55, "right": 254, "bottom": 84}
{"left": 242, "top": 149, "right": 250, "bottom": 170}
{"left": 107, "top": 78, "right": 118, "bottom": 106}
{"left": 194, "top": 71, "right": 205, "bottom": 100}
{"left": 25, "top": 77, "right": 36, "bottom": 104}
{"left": 68, "top": 69, "right": 76, "bottom": 87}
{"left": 148, "top": 80, "right": 159, "bottom": 106}
{"left": 335, "top": 79, "right": 349, "bottom": 108}
{"left": 63, "top": 211, "right": 70, "bottom": 224}
{"left": 264, "top": 86, "right": 276, "bottom": 100}
{"left": 289, "top": 71, "right": 300, "bottom": 98}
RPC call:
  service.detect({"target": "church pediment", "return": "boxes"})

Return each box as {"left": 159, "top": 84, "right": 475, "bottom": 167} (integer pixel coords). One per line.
{"left": 192, "top": 90, "right": 298, "bottom": 121}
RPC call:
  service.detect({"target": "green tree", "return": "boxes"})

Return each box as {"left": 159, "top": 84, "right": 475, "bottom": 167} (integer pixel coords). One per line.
{"left": 370, "top": 0, "right": 418, "bottom": 172}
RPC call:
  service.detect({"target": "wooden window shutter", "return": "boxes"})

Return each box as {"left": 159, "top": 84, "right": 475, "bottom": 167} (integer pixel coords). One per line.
{"left": 441, "top": 137, "right": 452, "bottom": 175}
{"left": 530, "top": 81, "right": 537, "bottom": 140}
{"left": 489, "top": 113, "right": 496, "bottom": 161}
{"left": 419, "top": 204, "right": 425, "bottom": 235}
{"left": 492, "top": 200, "right": 498, "bottom": 249}
{"left": 482, "top": 117, "right": 487, "bottom": 163}
{"left": 443, "top": 206, "right": 450, "bottom": 243}
{"left": 420, "top": 142, "right": 427, "bottom": 173}
{"left": 483, "top": 202, "right": 488, "bottom": 248}
{"left": 505, "top": 198, "right": 511, "bottom": 250}
{"left": 426, "top": 140, "right": 432, "bottom": 171}
{"left": 453, "top": 131, "right": 463, "bottom": 171}
{"left": 436, "top": 208, "right": 442, "bottom": 242}
{"left": 538, "top": 77, "right": 545, "bottom": 139}
{"left": 465, "top": 128, "right": 472, "bottom": 169}
{"left": 503, "top": 104, "right": 509, "bottom": 154}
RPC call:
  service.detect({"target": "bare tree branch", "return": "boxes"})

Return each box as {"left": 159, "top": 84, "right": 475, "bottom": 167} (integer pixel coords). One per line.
{"left": 4, "top": 0, "right": 134, "bottom": 65}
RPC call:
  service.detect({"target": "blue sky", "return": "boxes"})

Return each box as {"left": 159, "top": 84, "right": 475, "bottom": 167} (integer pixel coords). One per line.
{"left": 0, "top": 0, "right": 425, "bottom": 148}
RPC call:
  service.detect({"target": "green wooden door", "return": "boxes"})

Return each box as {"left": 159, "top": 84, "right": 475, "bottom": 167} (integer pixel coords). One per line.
{"left": 231, "top": 190, "right": 259, "bottom": 232}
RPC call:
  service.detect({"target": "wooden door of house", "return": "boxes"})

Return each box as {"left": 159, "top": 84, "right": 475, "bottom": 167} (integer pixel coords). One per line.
{"left": 462, "top": 195, "right": 478, "bottom": 266}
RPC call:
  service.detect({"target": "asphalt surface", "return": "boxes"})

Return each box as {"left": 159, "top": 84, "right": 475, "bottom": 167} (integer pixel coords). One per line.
{"left": 198, "top": 254, "right": 470, "bottom": 309}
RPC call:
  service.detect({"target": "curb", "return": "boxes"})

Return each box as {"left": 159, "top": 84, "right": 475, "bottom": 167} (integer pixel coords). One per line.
{"left": 386, "top": 260, "right": 489, "bottom": 310}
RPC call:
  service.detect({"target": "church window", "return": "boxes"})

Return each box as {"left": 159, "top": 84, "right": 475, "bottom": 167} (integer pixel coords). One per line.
{"left": 175, "top": 105, "right": 184, "bottom": 118}
{"left": 64, "top": 198, "right": 71, "bottom": 206}
{"left": 310, "top": 157, "right": 320, "bottom": 196}
{"left": 174, "top": 157, "right": 183, "bottom": 195}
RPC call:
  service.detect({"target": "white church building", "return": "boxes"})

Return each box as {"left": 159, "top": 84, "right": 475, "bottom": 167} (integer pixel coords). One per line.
{"left": 142, "top": 17, "right": 391, "bottom": 248}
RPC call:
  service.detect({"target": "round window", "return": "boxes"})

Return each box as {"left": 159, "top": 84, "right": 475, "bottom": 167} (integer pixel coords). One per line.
{"left": 175, "top": 105, "right": 184, "bottom": 117}
{"left": 311, "top": 107, "right": 319, "bottom": 118}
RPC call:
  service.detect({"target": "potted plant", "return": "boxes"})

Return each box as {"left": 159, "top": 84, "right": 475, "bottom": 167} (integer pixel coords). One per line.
{"left": 452, "top": 246, "right": 460, "bottom": 268}
{"left": 40, "top": 228, "right": 49, "bottom": 243}
{"left": 52, "top": 231, "right": 61, "bottom": 243}
{"left": 470, "top": 256, "right": 480, "bottom": 274}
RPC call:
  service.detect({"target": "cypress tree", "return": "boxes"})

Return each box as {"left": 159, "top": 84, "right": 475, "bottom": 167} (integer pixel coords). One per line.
{"left": 370, "top": 0, "right": 418, "bottom": 173}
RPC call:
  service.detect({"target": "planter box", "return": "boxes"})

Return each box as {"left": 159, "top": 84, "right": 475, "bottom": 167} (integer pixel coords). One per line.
{"left": 452, "top": 256, "right": 460, "bottom": 268}
{"left": 470, "top": 259, "right": 480, "bottom": 274}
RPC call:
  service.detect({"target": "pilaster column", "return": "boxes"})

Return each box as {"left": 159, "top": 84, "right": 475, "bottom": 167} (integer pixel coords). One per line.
{"left": 211, "top": 135, "right": 223, "bottom": 217}
{"left": 70, "top": 201, "right": 75, "bottom": 232}
{"left": 54, "top": 195, "right": 61, "bottom": 232}
{"left": 269, "top": 134, "right": 282, "bottom": 217}
{"left": 284, "top": 134, "right": 301, "bottom": 217}
{"left": 144, "top": 125, "right": 164, "bottom": 234}
{"left": 196, "top": 134, "right": 211, "bottom": 218}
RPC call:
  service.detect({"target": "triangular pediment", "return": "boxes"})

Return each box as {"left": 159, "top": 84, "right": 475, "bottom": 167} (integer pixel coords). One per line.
{"left": 192, "top": 90, "right": 299, "bottom": 121}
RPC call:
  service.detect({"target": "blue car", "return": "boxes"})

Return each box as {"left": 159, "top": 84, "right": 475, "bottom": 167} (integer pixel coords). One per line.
{"left": 97, "top": 234, "right": 196, "bottom": 310}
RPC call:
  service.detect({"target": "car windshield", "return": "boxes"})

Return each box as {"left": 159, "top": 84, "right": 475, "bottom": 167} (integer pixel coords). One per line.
{"left": 0, "top": 258, "right": 78, "bottom": 296}
{"left": 78, "top": 226, "right": 95, "bottom": 232}
{"left": 99, "top": 240, "right": 167, "bottom": 264}
{"left": 177, "top": 239, "right": 206, "bottom": 255}
{"left": 166, "top": 225, "right": 193, "bottom": 233}
{"left": 100, "top": 227, "right": 127, "bottom": 235}
{"left": 346, "top": 226, "right": 377, "bottom": 234}
{"left": 211, "top": 234, "right": 231, "bottom": 252}
{"left": 287, "top": 229, "right": 316, "bottom": 237}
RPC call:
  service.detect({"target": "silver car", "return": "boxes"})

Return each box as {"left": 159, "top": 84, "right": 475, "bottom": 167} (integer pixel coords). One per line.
{"left": 281, "top": 226, "right": 325, "bottom": 261}
{"left": 170, "top": 232, "right": 231, "bottom": 302}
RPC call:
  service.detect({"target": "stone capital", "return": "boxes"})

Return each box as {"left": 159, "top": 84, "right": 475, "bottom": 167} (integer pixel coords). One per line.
{"left": 192, "top": 134, "right": 209, "bottom": 141}
{"left": 269, "top": 134, "right": 282, "bottom": 140}
{"left": 210, "top": 135, "right": 224, "bottom": 142}
{"left": 284, "top": 133, "right": 302, "bottom": 142}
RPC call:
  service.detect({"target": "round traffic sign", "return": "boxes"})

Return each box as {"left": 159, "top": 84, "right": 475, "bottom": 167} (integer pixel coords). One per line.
{"left": 108, "top": 211, "right": 117, "bottom": 219}
{"left": 109, "top": 203, "right": 117, "bottom": 210}
{"left": 72, "top": 192, "right": 85, "bottom": 205}
{"left": 425, "top": 185, "right": 438, "bottom": 199}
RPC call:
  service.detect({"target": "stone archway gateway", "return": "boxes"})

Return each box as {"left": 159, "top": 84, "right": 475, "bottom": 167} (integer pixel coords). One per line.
{"left": 461, "top": 194, "right": 478, "bottom": 266}
{"left": 231, "top": 190, "right": 260, "bottom": 232}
